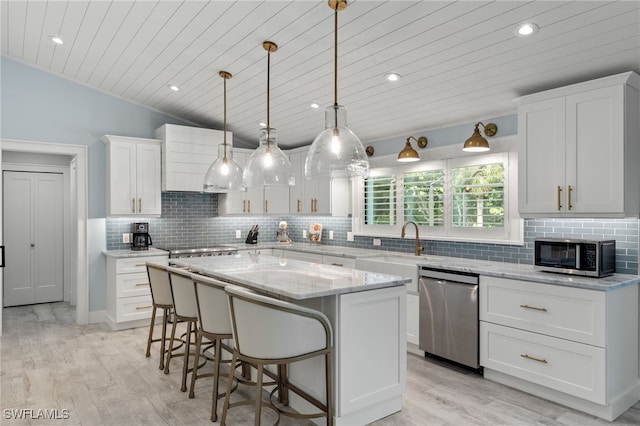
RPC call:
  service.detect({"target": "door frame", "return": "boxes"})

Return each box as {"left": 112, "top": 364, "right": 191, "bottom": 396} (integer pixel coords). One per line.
{"left": 0, "top": 139, "right": 88, "bottom": 335}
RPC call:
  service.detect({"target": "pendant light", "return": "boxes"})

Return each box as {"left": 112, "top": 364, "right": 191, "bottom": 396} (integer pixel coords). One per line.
{"left": 305, "top": 0, "right": 369, "bottom": 179}
{"left": 203, "top": 71, "right": 244, "bottom": 192}
{"left": 243, "top": 41, "right": 295, "bottom": 188}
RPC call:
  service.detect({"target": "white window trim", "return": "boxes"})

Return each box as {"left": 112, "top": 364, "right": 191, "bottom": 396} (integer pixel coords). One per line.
{"left": 351, "top": 135, "right": 523, "bottom": 245}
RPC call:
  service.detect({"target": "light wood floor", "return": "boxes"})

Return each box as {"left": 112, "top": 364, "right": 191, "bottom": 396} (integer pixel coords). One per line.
{"left": 2, "top": 302, "right": 640, "bottom": 425}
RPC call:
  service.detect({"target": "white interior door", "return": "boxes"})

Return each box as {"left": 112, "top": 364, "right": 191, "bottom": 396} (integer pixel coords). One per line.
{"left": 3, "top": 171, "right": 63, "bottom": 307}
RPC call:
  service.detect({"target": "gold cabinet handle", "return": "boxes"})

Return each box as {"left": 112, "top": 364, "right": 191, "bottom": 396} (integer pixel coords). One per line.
{"left": 265, "top": 200, "right": 268, "bottom": 213}
{"left": 132, "top": 198, "right": 136, "bottom": 213}
{"left": 297, "top": 199, "right": 301, "bottom": 213}
{"left": 314, "top": 198, "right": 318, "bottom": 212}
{"left": 138, "top": 198, "right": 142, "bottom": 213}
{"left": 135, "top": 305, "right": 152, "bottom": 310}
{"left": 243, "top": 200, "right": 246, "bottom": 213}
{"left": 520, "top": 354, "right": 548, "bottom": 364}
{"left": 557, "top": 186, "right": 562, "bottom": 211}
{"left": 247, "top": 200, "right": 251, "bottom": 213}
{"left": 310, "top": 198, "right": 314, "bottom": 212}
{"left": 331, "top": 262, "right": 344, "bottom": 267}
{"left": 135, "top": 263, "right": 146, "bottom": 267}
{"left": 567, "top": 185, "right": 573, "bottom": 211}
{"left": 135, "top": 283, "right": 149, "bottom": 287}
{"left": 520, "top": 304, "right": 548, "bottom": 312}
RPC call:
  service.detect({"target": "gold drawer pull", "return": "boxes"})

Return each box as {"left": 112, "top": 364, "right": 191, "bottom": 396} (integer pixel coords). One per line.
{"left": 557, "top": 186, "right": 562, "bottom": 211}
{"left": 521, "top": 354, "right": 548, "bottom": 364}
{"left": 135, "top": 263, "right": 146, "bottom": 267}
{"left": 520, "top": 304, "right": 547, "bottom": 312}
{"left": 331, "top": 262, "right": 344, "bottom": 267}
{"left": 135, "top": 305, "right": 152, "bottom": 310}
{"left": 135, "top": 283, "right": 149, "bottom": 287}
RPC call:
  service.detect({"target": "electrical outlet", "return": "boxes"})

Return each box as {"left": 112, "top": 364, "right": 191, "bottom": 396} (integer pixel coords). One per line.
{"left": 329, "top": 230, "right": 334, "bottom": 240}
{"left": 122, "top": 233, "right": 130, "bottom": 243}
{"left": 373, "top": 238, "right": 381, "bottom": 246}
{"left": 347, "top": 232, "right": 354, "bottom": 242}
{"left": 302, "top": 229, "right": 307, "bottom": 239}
{"left": 235, "top": 230, "right": 242, "bottom": 238}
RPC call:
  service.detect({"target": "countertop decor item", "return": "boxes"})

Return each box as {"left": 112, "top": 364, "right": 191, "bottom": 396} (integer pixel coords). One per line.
{"left": 308, "top": 223, "right": 322, "bottom": 242}
{"left": 462, "top": 122, "right": 497, "bottom": 152}
{"left": 305, "top": 0, "right": 369, "bottom": 179}
{"left": 276, "top": 221, "right": 291, "bottom": 243}
{"left": 397, "top": 136, "right": 426, "bottom": 162}
{"left": 203, "top": 71, "right": 244, "bottom": 192}
{"left": 243, "top": 41, "right": 295, "bottom": 188}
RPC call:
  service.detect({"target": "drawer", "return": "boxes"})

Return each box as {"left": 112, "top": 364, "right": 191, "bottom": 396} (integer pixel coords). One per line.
{"left": 116, "top": 295, "right": 154, "bottom": 322}
{"left": 116, "top": 255, "right": 168, "bottom": 274}
{"left": 480, "top": 322, "right": 605, "bottom": 404}
{"left": 322, "top": 255, "right": 355, "bottom": 269}
{"left": 480, "top": 276, "right": 605, "bottom": 346}
{"left": 284, "top": 251, "right": 322, "bottom": 263}
{"left": 117, "top": 272, "right": 151, "bottom": 298}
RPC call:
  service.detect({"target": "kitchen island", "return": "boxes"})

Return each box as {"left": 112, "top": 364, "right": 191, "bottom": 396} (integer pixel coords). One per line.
{"left": 171, "top": 253, "right": 410, "bottom": 426}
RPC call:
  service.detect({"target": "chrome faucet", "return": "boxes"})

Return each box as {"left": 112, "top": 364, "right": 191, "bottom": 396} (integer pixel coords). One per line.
{"left": 401, "top": 221, "right": 424, "bottom": 256}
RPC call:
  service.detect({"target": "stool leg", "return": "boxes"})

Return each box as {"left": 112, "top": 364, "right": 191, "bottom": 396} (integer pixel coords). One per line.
{"left": 210, "top": 338, "right": 222, "bottom": 422}
{"left": 326, "top": 353, "right": 333, "bottom": 426}
{"left": 277, "top": 364, "right": 289, "bottom": 406}
{"left": 189, "top": 327, "right": 202, "bottom": 398}
{"left": 159, "top": 307, "right": 168, "bottom": 370}
{"left": 181, "top": 320, "right": 192, "bottom": 392}
{"left": 254, "top": 364, "right": 263, "bottom": 426}
{"left": 145, "top": 306, "right": 157, "bottom": 357}
{"left": 220, "top": 351, "right": 238, "bottom": 426}
{"left": 164, "top": 315, "right": 178, "bottom": 374}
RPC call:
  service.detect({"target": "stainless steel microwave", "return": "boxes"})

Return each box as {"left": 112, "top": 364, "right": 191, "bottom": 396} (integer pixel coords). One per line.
{"left": 534, "top": 238, "right": 616, "bottom": 278}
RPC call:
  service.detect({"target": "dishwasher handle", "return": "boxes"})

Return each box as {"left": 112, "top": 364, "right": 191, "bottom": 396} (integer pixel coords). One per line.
{"left": 420, "top": 267, "right": 479, "bottom": 285}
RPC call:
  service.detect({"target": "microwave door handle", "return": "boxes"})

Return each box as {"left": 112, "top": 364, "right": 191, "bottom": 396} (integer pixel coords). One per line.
{"left": 575, "top": 244, "right": 581, "bottom": 269}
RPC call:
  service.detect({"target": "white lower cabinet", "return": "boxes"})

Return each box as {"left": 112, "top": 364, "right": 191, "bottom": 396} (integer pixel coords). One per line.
{"left": 406, "top": 293, "right": 419, "bottom": 347}
{"left": 105, "top": 254, "right": 169, "bottom": 330}
{"left": 322, "top": 255, "right": 355, "bottom": 269}
{"left": 480, "top": 276, "right": 639, "bottom": 421}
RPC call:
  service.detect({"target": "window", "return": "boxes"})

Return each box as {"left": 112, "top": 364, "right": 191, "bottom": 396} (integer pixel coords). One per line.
{"left": 354, "top": 149, "right": 521, "bottom": 244}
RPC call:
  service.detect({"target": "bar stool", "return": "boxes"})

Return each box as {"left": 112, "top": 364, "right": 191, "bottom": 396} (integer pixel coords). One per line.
{"left": 221, "top": 286, "right": 334, "bottom": 426}
{"left": 165, "top": 266, "right": 200, "bottom": 392}
{"left": 190, "top": 273, "right": 239, "bottom": 422}
{"left": 145, "top": 262, "right": 174, "bottom": 370}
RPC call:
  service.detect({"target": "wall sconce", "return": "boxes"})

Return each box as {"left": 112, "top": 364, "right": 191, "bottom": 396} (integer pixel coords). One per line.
{"left": 397, "top": 136, "right": 427, "bottom": 162}
{"left": 365, "top": 146, "right": 374, "bottom": 157}
{"left": 462, "top": 122, "right": 497, "bottom": 152}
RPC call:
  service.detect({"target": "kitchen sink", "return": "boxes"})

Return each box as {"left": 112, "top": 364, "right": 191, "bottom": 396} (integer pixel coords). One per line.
{"left": 355, "top": 255, "right": 421, "bottom": 293}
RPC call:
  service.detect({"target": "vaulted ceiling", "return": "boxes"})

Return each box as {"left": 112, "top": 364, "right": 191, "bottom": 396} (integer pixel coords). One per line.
{"left": 2, "top": 1, "right": 639, "bottom": 148}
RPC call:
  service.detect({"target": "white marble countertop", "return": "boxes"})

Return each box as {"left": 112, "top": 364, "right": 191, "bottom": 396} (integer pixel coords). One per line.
{"left": 103, "top": 247, "right": 169, "bottom": 258}
{"left": 416, "top": 255, "right": 640, "bottom": 291}
{"left": 169, "top": 253, "right": 410, "bottom": 300}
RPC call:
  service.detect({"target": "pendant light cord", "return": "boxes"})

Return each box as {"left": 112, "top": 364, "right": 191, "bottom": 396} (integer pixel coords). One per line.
{"left": 333, "top": 4, "right": 338, "bottom": 107}
{"left": 223, "top": 75, "right": 228, "bottom": 160}
{"left": 266, "top": 47, "right": 272, "bottom": 146}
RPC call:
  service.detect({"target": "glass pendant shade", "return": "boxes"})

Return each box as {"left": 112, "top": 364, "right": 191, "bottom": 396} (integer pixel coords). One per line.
{"left": 243, "top": 128, "right": 295, "bottom": 187}
{"left": 203, "top": 143, "right": 244, "bottom": 192}
{"left": 305, "top": 104, "right": 369, "bottom": 179}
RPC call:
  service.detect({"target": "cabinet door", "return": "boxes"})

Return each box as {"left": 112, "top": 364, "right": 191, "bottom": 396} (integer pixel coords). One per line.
{"left": 136, "top": 143, "right": 162, "bottom": 215}
{"left": 518, "top": 98, "right": 566, "bottom": 215}
{"left": 264, "top": 186, "right": 289, "bottom": 214}
{"left": 308, "top": 177, "right": 331, "bottom": 214}
{"left": 406, "top": 293, "right": 419, "bottom": 346}
{"left": 289, "top": 151, "right": 305, "bottom": 213}
{"left": 109, "top": 141, "right": 137, "bottom": 215}
{"left": 565, "top": 85, "right": 624, "bottom": 214}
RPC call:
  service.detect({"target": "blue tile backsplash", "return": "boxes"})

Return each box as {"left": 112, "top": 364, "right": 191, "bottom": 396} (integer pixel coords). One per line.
{"left": 106, "top": 192, "right": 639, "bottom": 275}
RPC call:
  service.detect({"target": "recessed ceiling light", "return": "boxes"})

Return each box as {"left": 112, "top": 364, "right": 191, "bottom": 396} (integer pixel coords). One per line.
{"left": 515, "top": 22, "right": 539, "bottom": 37}
{"left": 385, "top": 73, "right": 402, "bottom": 82}
{"left": 310, "top": 102, "right": 320, "bottom": 109}
{"left": 168, "top": 85, "right": 180, "bottom": 91}
{"left": 49, "top": 35, "right": 63, "bottom": 45}
{"left": 259, "top": 122, "right": 267, "bottom": 127}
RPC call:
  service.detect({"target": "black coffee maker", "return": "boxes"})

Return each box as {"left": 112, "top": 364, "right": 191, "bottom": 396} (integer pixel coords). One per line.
{"left": 132, "top": 222, "right": 152, "bottom": 251}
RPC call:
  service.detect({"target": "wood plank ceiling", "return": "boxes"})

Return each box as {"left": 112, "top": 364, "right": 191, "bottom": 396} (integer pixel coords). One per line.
{"left": 2, "top": 1, "right": 639, "bottom": 149}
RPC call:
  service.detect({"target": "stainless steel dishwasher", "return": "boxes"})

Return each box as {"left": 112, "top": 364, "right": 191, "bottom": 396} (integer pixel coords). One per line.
{"left": 419, "top": 266, "right": 480, "bottom": 370}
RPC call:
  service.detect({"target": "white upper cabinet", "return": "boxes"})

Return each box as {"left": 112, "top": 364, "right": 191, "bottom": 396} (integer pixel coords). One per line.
{"left": 517, "top": 71, "right": 640, "bottom": 217}
{"left": 156, "top": 124, "right": 229, "bottom": 192}
{"left": 288, "top": 148, "right": 332, "bottom": 215}
{"left": 103, "top": 135, "right": 162, "bottom": 217}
